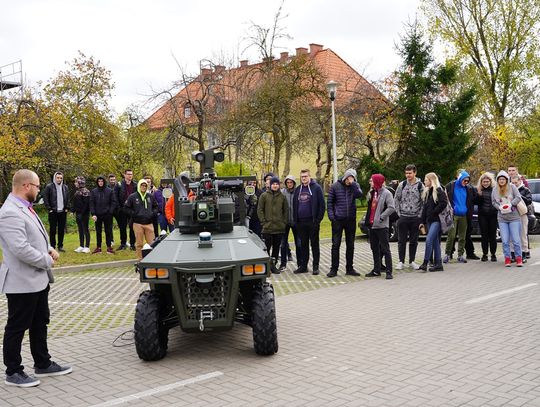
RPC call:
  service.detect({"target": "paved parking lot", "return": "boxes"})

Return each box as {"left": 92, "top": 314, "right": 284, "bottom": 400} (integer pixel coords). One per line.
{"left": 1, "top": 238, "right": 540, "bottom": 406}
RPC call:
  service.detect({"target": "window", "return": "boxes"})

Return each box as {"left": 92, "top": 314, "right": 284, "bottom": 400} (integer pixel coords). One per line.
{"left": 184, "top": 103, "right": 191, "bottom": 118}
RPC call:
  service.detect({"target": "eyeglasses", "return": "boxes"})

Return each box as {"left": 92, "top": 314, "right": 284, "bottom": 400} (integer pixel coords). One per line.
{"left": 26, "top": 183, "right": 40, "bottom": 189}
{"left": 462, "top": 180, "right": 470, "bottom": 184}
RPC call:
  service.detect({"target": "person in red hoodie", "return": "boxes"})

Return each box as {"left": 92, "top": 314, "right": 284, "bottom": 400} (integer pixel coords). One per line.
{"left": 365, "top": 174, "right": 396, "bottom": 280}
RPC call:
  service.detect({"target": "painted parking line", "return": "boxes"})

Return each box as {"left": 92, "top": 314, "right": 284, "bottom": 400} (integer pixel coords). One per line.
{"left": 90, "top": 371, "right": 224, "bottom": 407}
{"left": 49, "top": 301, "right": 137, "bottom": 306}
{"left": 465, "top": 283, "right": 538, "bottom": 304}
{"left": 56, "top": 276, "right": 138, "bottom": 281}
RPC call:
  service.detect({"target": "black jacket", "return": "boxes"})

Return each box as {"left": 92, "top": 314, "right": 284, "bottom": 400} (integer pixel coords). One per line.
{"left": 292, "top": 180, "right": 326, "bottom": 224}
{"left": 90, "top": 176, "right": 117, "bottom": 216}
{"left": 43, "top": 180, "right": 69, "bottom": 212}
{"left": 124, "top": 192, "right": 158, "bottom": 225}
{"left": 72, "top": 191, "right": 90, "bottom": 215}
{"left": 422, "top": 187, "right": 448, "bottom": 224}
{"left": 518, "top": 185, "right": 533, "bottom": 206}
{"left": 115, "top": 179, "right": 138, "bottom": 209}
{"left": 475, "top": 186, "right": 497, "bottom": 216}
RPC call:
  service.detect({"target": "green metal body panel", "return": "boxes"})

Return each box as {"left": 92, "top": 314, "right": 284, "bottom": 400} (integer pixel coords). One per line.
{"left": 138, "top": 225, "right": 271, "bottom": 333}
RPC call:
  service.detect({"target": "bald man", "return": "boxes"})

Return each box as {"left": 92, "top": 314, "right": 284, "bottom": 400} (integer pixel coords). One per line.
{"left": 0, "top": 170, "right": 72, "bottom": 388}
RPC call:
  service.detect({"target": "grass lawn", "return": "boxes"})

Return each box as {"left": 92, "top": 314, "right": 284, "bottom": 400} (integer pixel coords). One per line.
{"left": 0, "top": 207, "right": 367, "bottom": 266}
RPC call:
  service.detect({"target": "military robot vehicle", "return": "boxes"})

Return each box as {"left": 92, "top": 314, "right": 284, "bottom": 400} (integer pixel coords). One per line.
{"left": 133, "top": 149, "right": 278, "bottom": 361}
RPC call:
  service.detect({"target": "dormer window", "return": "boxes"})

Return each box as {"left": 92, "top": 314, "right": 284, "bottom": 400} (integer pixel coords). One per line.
{"left": 184, "top": 102, "right": 191, "bottom": 118}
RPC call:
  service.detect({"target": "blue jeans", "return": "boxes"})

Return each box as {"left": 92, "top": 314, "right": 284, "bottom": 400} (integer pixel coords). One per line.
{"left": 499, "top": 220, "right": 522, "bottom": 258}
{"left": 158, "top": 213, "right": 174, "bottom": 233}
{"left": 424, "top": 221, "right": 442, "bottom": 264}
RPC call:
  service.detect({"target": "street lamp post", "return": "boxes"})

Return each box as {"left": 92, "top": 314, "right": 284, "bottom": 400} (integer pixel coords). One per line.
{"left": 326, "top": 80, "right": 339, "bottom": 183}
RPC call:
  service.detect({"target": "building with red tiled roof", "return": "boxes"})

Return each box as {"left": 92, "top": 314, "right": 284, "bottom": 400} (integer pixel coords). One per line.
{"left": 145, "top": 43, "right": 388, "bottom": 180}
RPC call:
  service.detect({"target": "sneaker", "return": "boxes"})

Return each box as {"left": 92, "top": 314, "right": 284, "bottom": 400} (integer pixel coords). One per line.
{"left": 117, "top": 244, "right": 127, "bottom": 251}
{"left": 74, "top": 246, "right": 83, "bottom": 253}
{"left": 385, "top": 273, "right": 393, "bottom": 280}
{"left": 58, "top": 247, "right": 66, "bottom": 253}
{"left": 293, "top": 268, "right": 308, "bottom": 274}
{"left": 34, "top": 361, "right": 72, "bottom": 377}
{"left": 82, "top": 247, "right": 90, "bottom": 253}
{"left": 312, "top": 266, "right": 320, "bottom": 276}
{"left": 457, "top": 256, "right": 467, "bottom": 263}
{"left": 327, "top": 270, "right": 338, "bottom": 278}
{"left": 106, "top": 247, "right": 115, "bottom": 254}
{"left": 505, "top": 257, "right": 511, "bottom": 267}
{"left": 345, "top": 269, "right": 361, "bottom": 276}
{"left": 516, "top": 256, "right": 523, "bottom": 267}
{"left": 491, "top": 254, "right": 497, "bottom": 262}
{"left": 92, "top": 247, "right": 102, "bottom": 254}
{"left": 365, "top": 271, "right": 381, "bottom": 277}
{"left": 409, "top": 262, "right": 420, "bottom": 270}
{"left": 443, "top": 255, "right": 450, "bottom": 264}
{"left": 418, "top": 262, "right": 428, "bottom": 272}
{"left": 278, "top": 264, "right": 287, "bottom": 272}
{"left": 481, "top": 255, "right": 488, "bottom": 262}
{"left": 524, "top": 251, "right": 531, "bottom": 259}
{"left": 271, "top": 267, "right": 281, "bottom": 274}
{"left": 395, "top": 262, "right": 404, "bottom": 270}
{"left": 5, "top": 371, "right": 40, "bottom": 387}
{"left": 466, "top": 254, "right": 480, "bottom": 260}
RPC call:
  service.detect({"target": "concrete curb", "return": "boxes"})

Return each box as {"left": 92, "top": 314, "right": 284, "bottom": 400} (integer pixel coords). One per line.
{"left": 53, "top": 259, "right": 137, "bottom": 274}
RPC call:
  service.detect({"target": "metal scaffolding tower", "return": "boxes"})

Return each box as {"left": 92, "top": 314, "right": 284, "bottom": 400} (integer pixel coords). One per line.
{"left": 0, "top": 60, "right": 23, "bottom": 95}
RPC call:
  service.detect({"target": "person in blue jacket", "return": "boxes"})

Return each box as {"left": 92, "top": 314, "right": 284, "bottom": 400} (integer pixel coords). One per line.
{"left": 326, "top": 168, "right": 363, "bottom": 277}
{"left": 292, "top": 169, "right": 325, "bottom": 275}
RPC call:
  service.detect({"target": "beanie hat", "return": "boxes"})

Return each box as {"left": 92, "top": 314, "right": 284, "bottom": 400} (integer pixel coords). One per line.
{"left": 270, "top": 176, "right": 280, "bottom": 185}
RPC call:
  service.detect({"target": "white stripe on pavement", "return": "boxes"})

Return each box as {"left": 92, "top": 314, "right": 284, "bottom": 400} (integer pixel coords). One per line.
{"left": 465, "top": 283, "right": 538, "bottom": 304}
{"left": 90, "top": 371, "right": 224, "bottom": 407}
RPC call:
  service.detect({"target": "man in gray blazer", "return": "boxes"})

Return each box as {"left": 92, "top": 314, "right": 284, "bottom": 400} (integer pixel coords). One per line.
{"left": 0, "top": 169, "right": 72, "bottom": 388}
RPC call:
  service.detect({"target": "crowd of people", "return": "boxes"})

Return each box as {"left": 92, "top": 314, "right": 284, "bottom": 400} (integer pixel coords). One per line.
{"left": 38, "top": 163, "right": 534, "bottom": 271}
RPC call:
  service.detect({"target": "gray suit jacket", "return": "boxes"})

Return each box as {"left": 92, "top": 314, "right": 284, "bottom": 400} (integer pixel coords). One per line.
{"left": 0, "top": 194, "right": 54, "bottom": 294}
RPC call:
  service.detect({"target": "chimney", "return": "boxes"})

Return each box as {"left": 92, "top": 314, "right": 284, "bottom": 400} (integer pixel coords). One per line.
{"left": 200, "top": 67, "right": 212, "bottom": 76}
{"left": 280, "top": 51, "right": 289, "bottom": 62}
{"left": 295, "top": 47, "right": 308, "bottom": 56}
{"left": 309, "top": 43, "right": 323, "bottom": 56}
{"left": 240, "top": 60, "right": 248, "bottom": 67}
{"left": 215, "top": 65, "right": 225, "bottom": 74}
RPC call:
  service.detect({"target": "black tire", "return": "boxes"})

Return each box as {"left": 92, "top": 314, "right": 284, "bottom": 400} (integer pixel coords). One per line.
{"left": 134, "top": 290, "right": 169, "bottom": 361}
{"left": 252, "top": 283, "right": 278, "bottom": 355}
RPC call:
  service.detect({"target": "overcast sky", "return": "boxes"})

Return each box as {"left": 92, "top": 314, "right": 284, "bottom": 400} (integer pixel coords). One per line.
{"left": 2, "top": 0, "right": 421, "bottom": 116}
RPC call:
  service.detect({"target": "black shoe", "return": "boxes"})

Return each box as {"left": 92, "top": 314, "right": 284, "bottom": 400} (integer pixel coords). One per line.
{"left": 345, "top": 269, "right": 361, "bottom": 276}
{"left": 429, "top": 263, "right": 444, "bottom": 272}
{"left": 130, "top": 246, "right": 136, "bottom": 251}
{"left": 327, "top": 270, "right": 337, "bottom": 278}
{"left": 491, "top": 254, "right": 497, "bottom": 262}
{"left": 524, "top": 251, "right": 531, "bottom": 259}
{"left": 312, "top": 266, "right": 319, "bottom": 275}
{"left": 481, "top": 255, "right": 488, "bottom": 262}
{"left": 466, "top": 254, "right": 480, "bottom": 260}
{"left": 365, "top": 271, "right": 381, "bottom": 277}
{"left": 418, "top": 262, "right": 428, "bottom": 271}
{"left": 293, "top": 268, "right": 308, "bottom": 274}
{"left": 511, "top": 252, "right": 516, "bottom": 263}
{"left": 58, "top": 247, "right": 65, "bottom": 253}
{"left": 278, "top": 264, "right": 286, "bottom": 272}
{"left": 385, "top": 273, "right": 393, "bottom": 280}
{"left": 117, "top": 244, "right": 127, "bottom": 250}
{"left": 271, "top": 268, "right": 281, "bottom": 274}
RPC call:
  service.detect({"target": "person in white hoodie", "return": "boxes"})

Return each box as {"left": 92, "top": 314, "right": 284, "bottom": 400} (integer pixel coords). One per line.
{"left": 491, "top": 170, "right": 523, "bottom": 267}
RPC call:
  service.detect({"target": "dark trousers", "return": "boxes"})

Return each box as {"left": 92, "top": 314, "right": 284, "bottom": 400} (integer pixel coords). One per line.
{"left": 95, "top": 214, "right": 113, "bottom": 247}
{"left": 263, "top": 233, "right": 283, "bottom": 261}
{"left": 4, "top": 286, "right": 51, "bottom": 375}
{"left": 296, "top": 220, "right": 320, "bottom": 270}
{"left": 369, "top": 227, "right": 392, "bottom": 274}
{"left": 118, "top": 209, "right": 135, "bottom": 246}
{"left": 280, "top": 224, "right": 299, "bottom": 267}
{"left": 152, "top": 217, "right": 159, "bottom": 239}
{"left": 478, "top": 214, "right": 498, "bottom": 256}
{"left": 397, "top": 216, "right": 420, "bottom": 263}
{"left": 330, "top": 219, "right": 356, "bottom": 271}
{"left": 76, "top": 212, "right": 90, "bottom": 247}
{"left": 465, "top": 216, "right": 476, "bottom": 256}
{"left": 158, "top": 213, "right": 174, "bottom": 233}
{"left": 48, "top": 211, "right": 67, "bottom": 249}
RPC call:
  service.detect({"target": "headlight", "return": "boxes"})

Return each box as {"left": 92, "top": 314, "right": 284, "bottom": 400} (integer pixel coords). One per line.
{"left": 242, "top": 264, "right": 266, "bottom": 276}
{"left": 144, "top": 268, "right": 169, "bottom": 279}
